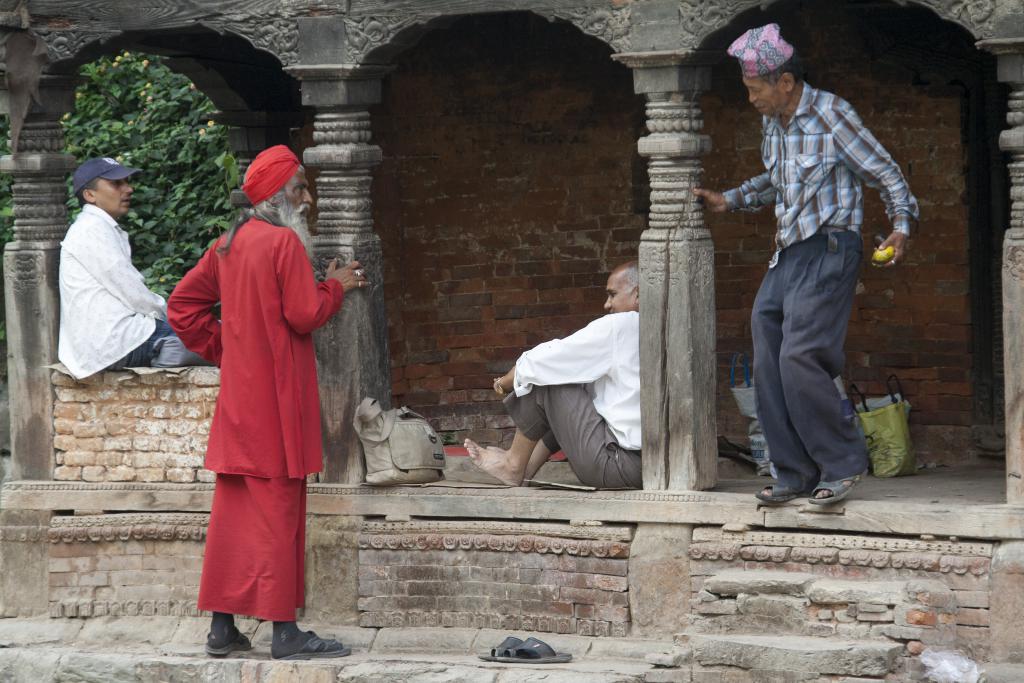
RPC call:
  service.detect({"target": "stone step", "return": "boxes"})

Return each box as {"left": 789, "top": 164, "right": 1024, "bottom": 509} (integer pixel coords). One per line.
{"left": 689, "top": 634, "right": 902, "bottom": 678}
{"left": 983, "top": 663, "right": 1024, "bottom": 683}
{"left": 702, "top": 570, "right": 819, "bottom": 597}
{"left": 0, "top": 647, "right": 654, "bottom": 683}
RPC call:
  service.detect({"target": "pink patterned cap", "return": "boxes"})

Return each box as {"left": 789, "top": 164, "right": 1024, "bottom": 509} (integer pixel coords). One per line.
{"left": 727, "top": 23, "right": 794, "bottom": 79}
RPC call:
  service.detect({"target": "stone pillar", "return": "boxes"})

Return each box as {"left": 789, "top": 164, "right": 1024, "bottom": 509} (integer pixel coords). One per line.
{"left": 628, "top": 523, "right": 693, "bottom": 638}
{"left": 287, "top": 66, "right": 391, "bottom": 484}
{"left": 990, "top": 540, "right": 1024, "bottom": 662}
{"left": 212, "top": 110, "right": 303, "bottom": 208}
{"left": 0, "top": 75, "right": 77, "bottom": 481}
{"left": 614, "top": 52, "right": 716, "bottom": 491}
{"left": 980, "top": 39, "right": 1024, "bottom": 504}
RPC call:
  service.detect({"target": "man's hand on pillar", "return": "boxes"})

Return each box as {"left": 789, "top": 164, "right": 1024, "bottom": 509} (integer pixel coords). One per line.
{"left": 327, "top": 259, "right": 369, "bottom": 292}
{"left": 692, "top": 188, "right": 727, "bottom": 213}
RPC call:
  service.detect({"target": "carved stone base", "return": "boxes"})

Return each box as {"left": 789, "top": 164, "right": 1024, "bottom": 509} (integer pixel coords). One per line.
{"left": 357, "top": 520, "right": 632, "bottom": 637}
{"left": 47, "top": 513, "right": 208, "bottom": 619}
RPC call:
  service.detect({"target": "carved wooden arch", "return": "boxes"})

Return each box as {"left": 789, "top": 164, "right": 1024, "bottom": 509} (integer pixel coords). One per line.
{"left": 348, "top": 5, "right": 632, "bottom": 66}
{"left": 24, "top": 21, "right": 299, "bottom": 114}
{"left": 680, "top": 0, "right": 997, "bottom": 51}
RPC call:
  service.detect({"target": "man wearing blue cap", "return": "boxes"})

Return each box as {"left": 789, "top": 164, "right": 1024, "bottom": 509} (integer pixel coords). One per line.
{"left": 58, "top": 157, "right": 206, "bottom": 379}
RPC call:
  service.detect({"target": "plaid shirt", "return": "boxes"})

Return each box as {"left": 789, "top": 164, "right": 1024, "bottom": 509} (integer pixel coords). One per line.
{"left": 723, "top": 84, "right": 918, "bottom": 268}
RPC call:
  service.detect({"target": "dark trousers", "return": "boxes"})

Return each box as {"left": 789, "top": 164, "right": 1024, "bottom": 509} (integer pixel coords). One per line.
{"left": 751, "top": 231, "right": 868, "bottom": 491}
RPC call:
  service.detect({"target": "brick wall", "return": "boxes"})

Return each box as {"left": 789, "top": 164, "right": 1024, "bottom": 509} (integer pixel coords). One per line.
{"left": 52, "top": 368, "right": 217, "bottom": 483}
{"left": 705, "top": 5, "right": 978, "bottom": 463}
{"left": 371, "top": 13, "right": 646, "bottom": 445}
{"left": 48, "top": 513, "right": 206, "bottom": 618}
{"left": 689, "top": 526, "right": 993, "bottom": 662}
{"left": 357, "top": 521, "right": 631, "bottom": 636}
{"left": 369, "top": 8, "right": 980, "bottom": 463}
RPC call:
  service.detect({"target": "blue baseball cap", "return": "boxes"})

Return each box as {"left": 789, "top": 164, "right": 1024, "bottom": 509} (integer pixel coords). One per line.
{"left": 72, "top": 157, "right": 141, "bottom": 195}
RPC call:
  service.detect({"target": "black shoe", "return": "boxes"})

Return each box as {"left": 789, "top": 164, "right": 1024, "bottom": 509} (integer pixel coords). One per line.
{"left": 272, "top": 630, "right": 351, "bottom": 660}
{"left": 205, "top": 627, "right": 253, "bottom": 657}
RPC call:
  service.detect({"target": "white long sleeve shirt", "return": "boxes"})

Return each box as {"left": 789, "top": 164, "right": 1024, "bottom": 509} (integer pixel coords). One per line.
{"left": 513, "top": 310, "right": 641, "bottom": 451}
{"left": 58, "top": 204, "right": 166, "bottom": 379}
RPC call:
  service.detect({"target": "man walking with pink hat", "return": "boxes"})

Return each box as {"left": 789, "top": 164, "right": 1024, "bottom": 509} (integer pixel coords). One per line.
{"left": 694, "top": 23, "right": 919, "bottom": 505}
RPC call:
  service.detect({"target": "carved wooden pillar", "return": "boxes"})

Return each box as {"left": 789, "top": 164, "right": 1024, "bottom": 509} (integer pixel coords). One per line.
{"left": 212, "top": 110, "right": 303, "bottom": 208}
{"left": 0, "top": 75, "right": 77, "bottom": 481}
{"left": 614, "top": 52, "right": 716, "bottom": 491}
{"left": 980, "top": 39, "right": 1024, "bottom": 504}
{"left": 287, "top": 66, "right": 391, "bottom": 484}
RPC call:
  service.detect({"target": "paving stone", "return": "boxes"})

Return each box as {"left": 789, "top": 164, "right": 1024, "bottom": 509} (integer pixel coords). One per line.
{"left": 805, "top": 580, "right": 908, "bottom": 606}
{"left": 373, "top": 627, "right": 479, "bottom": 653}
{"left": 337, "top": 660, "right": 499, "bottom": 682}
{"left": 645, "top": 646, "right": 692, "bottom": 668}
{"left": 981, "top": 663, "right": 1024, "bottom": 683}
{"left": 77, "top": 616, "right": 179, "bottom": 646}
{"left": 0, "top": 617, "right": 83, "bottom": 646}
{"left": 689, "top": 634, "right": 901, "bottom": 677}
{"left": 703, "top": 571, "right": 817, "bottom": 597}
{"left": 587, "top": 638, "right": 676, "bottom": 661}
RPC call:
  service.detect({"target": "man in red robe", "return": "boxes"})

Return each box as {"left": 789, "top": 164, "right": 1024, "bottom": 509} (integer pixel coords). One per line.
{"left": 168, "top": 145, "right": 367, "bottom": 660}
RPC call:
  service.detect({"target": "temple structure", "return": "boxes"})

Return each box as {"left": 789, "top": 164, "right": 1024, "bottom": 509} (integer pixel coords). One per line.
{"left": 1, "top": 0, "right": 1023, "bottom": 680}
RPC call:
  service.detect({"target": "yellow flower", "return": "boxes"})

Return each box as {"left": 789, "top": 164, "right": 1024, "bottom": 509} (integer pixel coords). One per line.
{"left": 199, "top": 129, "right": 206, "bottom": 136}
{"left": 146, "top": 96, "right": 153, "bottom": 103}
{"left": 142, "top": 59, "right": 150, "bottom": 67}
{"left": 61, "top": 113, "right": 70, "bottom": 121}
{"left": 207, "top": 120, "right": 215, "bottom": 127}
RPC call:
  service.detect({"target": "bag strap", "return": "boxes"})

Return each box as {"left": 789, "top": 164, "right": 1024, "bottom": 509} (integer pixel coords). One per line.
{"left": 885, "top": 374, "right": 904, "bottom": 404}
{"left": 848, "top": 383, "right": 869, "bottom": 413}
{"left": 396, "top": 406, "right": 433, "bottom": 424}
{"left": 355, "top": 397, "right": 383, "bottom": 423}
{"left": 729, "top": 353, "right": 751, "bottom": 388}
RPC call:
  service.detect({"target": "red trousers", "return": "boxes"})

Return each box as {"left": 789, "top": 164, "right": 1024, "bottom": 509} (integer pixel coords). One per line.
{"left": 198, "top": 474, "right": 306, "bottom": 621}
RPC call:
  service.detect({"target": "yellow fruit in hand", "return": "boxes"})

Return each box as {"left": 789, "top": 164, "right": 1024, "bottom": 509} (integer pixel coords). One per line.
{"left": 871, "top": 246, "right": 895, "bottom": 265}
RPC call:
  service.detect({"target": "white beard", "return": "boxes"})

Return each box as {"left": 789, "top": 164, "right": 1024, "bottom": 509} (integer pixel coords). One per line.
{"left": 280, "top": 202, "right": 313, "bottom": 257}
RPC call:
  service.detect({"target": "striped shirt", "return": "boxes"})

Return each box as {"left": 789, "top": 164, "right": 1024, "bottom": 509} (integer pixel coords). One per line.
{"left": 723, "top": 84, "right": 918, "bottom": 268}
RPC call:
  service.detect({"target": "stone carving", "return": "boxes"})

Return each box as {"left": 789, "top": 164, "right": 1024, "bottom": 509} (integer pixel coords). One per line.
{"left": 50, "top": 599, "right": 201, "bottom": 619}
{"left": 359, "top": 531, "right": 629, "bottom": 558}
{"left": 313, "top": 483, "right": 715, "bottom": 504}
{"left": 677, "top": 0, "right": 996, "bottom": 49}
{"left": 10, "top": 251, "right": 44, "bottom": 297}
{"left": 34, "top": 29, "right": 118, "bottom": 63}
{"left": 49, "top": 513, "right": 209, "bottom": 543}
{"left": 361, "top": 610, "right": 580, "bottom": 634}
{"left": 205, "top": 14, "right": 299, "bottom": 65}
{"left": 362, "top": 519, "right": 634, "bottom": 542}
{"left": 696, "top": 526, "right": 993, "bottom": 557}
{"left": 2, "top": 481, "right": 213, "bottom": 492}
{"left": 1005, "top": 245, "right": 1024, "bottom": 283}
{"left": 543, "top": 6, "right": 632, "bottom": 53}
{"left": 344, "top": 14, "right": 430, "bottom": 64}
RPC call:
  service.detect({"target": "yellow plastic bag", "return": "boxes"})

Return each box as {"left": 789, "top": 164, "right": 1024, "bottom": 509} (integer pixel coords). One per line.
{"left": 850, "top": 376, "right": 915, "bottom": 478}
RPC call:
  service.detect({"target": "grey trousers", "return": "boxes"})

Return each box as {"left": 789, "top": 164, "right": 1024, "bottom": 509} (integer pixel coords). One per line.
{"left": 751, "top": 231, "right": 868, "bottom": 491}
{"left": 503, "top": 384, "right": 642, "bottom": 489}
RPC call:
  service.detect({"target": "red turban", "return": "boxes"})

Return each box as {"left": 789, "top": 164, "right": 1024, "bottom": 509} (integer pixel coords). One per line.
{"left": 242, "top": 145, "right": 301, "bottom": 205}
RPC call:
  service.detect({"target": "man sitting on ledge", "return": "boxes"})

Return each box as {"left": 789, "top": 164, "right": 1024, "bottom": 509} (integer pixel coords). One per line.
{"left": 465, "top": 261, "right": 642, "bottom": 489}
{"left": 58, "top": 157, "right": 206, "bottom": 379}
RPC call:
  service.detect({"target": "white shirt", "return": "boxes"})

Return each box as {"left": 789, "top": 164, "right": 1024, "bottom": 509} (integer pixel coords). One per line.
{"left": 513, "top": 311, "right": 641, "bottom": 450}
{"left": 58, "top": 204, "right": 166, "bottom": 379}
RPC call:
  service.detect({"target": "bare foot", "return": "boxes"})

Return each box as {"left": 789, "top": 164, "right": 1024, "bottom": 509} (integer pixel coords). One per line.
{"left": 464, "top": 439, "right": 523, "bottom": 486}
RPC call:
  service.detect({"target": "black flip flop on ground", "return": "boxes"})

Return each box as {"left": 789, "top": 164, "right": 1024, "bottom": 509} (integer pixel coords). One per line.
{"left": 478, "top": 636, "right": 573, "bottom": 664}
{"left": 272, "top": 631, "right": 351, "bottom": 660}
{"left": 205, "top": 629, "right": 253, "bottom": 658}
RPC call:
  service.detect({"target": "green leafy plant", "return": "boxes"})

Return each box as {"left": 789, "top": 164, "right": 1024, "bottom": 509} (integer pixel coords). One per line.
{"left": 0, "top": 52, "right": 236, "bottom": 361}
{"left": 61, "top": 51, "right": 237, "bottom": 297}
